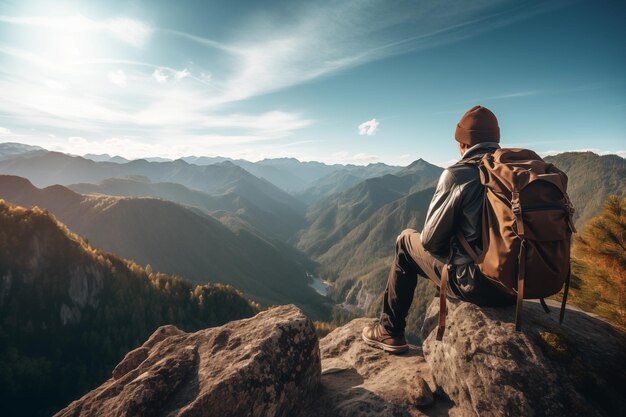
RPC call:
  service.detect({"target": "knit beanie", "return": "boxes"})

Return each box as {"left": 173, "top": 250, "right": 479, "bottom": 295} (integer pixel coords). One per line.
{"left": 455, "top": 105, "right": 500, "bottom": 145}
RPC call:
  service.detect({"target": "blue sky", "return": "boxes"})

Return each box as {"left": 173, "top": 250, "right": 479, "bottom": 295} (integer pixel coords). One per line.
{"left": 0, "top": 0, "right": 624, "bottom": 165}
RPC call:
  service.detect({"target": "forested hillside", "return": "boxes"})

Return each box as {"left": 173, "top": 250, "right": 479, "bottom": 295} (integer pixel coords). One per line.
{"left": 297, "top": 158, "right": 442, "bottom": 257}
{"left": 545, "top": 152, "right": 626, "bottom": 227}
{"left": 0, "top": 199, "right": 258, "bottom": 417}
{"left": 68, "top": 176, "right": 300, "bottom": 241}
{"left": 0, "top": 175, "right": 328, "bottom": 318}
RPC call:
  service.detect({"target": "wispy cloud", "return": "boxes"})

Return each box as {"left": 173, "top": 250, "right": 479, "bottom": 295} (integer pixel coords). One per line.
{"left": 0, "top": 1, "right": 570, "bottom": 159}
{"left": 358, "top": 118, "right": 380, "bottom": 136}
{"left": 174, "top": 0, "right": 565, "bottom": 104}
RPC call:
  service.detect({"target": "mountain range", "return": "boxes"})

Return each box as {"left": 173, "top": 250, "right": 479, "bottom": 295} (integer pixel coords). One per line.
{"left": 0, "top": 175, "right": 328, "bottom": 318}
{"left": 1, "top": 142, "right": 624, "bottom": 340}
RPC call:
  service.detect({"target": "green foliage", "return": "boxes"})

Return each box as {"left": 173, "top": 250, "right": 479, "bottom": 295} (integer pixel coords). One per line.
{"left": 566, "top": 195, "right": 626, "bottom": 330}
{"left": 0, "top": 199, "right": 259, "bottom": 417}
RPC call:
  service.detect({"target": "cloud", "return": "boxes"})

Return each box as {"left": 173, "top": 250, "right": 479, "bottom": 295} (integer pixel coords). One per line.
{"left": 0, "top": 15, "right": 152, "bottom": 47}
{"left": 358, "top": 118, "right": 380, "bottom": 136}
{"left": 152, "top": 68, "right": 168, "bottom": 83}
{"left": 107, "top": 69, "right": 127, "bottom": 86}
{"left": 174, "top": 68, "right": 191, "bottom": 81}
{"left": 0, "top": 127, "right": 12, "bottom": 135}
{"left": 105, "top": 18, "right": 152, "bottom": 47}
{"left": 175, "top": 1, "right": 563, "bottom": 104}
{"left": 0, "top": 1, "right": 568, "bottom": 160}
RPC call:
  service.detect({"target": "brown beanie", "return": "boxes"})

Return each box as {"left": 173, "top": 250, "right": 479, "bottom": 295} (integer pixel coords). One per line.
{"left": 455, "top": 105, "right": 500, "bottom": 145}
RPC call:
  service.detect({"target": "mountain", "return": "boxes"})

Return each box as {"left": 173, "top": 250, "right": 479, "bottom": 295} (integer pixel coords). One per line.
{"left": 0, "top": 175, "right": 328, "bottom": 317}
{"left": 316, "top": 187, "right": 438, "bottom": 342}
{"left": 68, "top": 176, "right": 299, "bottom": 241}
{"left": 184, "top": 155, "right": 403, "bottom": 195}
{"left": 0, "top": 151, "right": 114, "bottom": 184}
{"left": 318, "top": 187, "right": 435, "bottom": 294}
{"left": 297, "top": 159, "right": 442, "bottom": 257}
{"left": 0, "top": 142, "right": 47, "bottom": 161}
{"left": 182, "top": 155, "right": 231, "bottom": 164}
{"left": 82, "top": 153, "right": 130, "bottom": 163}
{"left": 544, "top": 151, "right": 626, "bottom": 227}
{"left": 295, "top": 162, "right": 403, "bottom": 205}
{"left": 0, "top": 199, "right": 258, "bottom": 417}
{"left": 0, "top": 152, "right": 306, "bottom": 239}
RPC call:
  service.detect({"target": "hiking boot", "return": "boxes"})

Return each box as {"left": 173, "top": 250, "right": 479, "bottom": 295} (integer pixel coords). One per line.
{"left": 362, "top": 322, "right": 409, "bottom": 354}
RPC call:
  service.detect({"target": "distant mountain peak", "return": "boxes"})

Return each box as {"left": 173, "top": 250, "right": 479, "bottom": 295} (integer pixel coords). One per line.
{"left": 407, "top": 158, "right": 427, "bottom": 168}
{"left": 0, "top": 141, "right": 44, "bottom": 150}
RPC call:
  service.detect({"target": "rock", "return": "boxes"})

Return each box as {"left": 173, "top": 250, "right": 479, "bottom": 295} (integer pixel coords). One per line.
{"left": 55, "top": 304, "right": 320, "bottom": 417}
{"left": 112, "top": 346, "right": 150, "bottom": 380}
{"left": 307, "top": 317, "right": 454, "bottom": 417}
{"left": 421, "top": 298, "right": 626, "bottom": 417}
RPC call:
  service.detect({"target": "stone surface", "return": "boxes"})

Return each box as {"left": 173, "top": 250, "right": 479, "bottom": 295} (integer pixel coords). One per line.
{"left": 307, "top": 318, "right": 455, "bottom": 417}
{"left": 55, "top": 304, "right": 320, "bottom": 417}
{"left": 421, "top": 298, "right": 626, "bottom": 417}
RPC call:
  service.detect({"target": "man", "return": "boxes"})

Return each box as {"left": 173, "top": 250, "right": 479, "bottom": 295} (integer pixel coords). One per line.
{"left": 362, "top": 105, "right": 515, "bottom": 353}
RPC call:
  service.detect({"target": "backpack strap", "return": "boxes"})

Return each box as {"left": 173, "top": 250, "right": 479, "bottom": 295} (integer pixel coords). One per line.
{"left": 564, "top": 193, "right": 577, "bottom": 233}
{"left": 539, "top": 298, "right": 551, "bottom": 314}
{"left": 456, "top": 232, "right": 479, "bottom": 262}
{"left": 436, "top": 243, "right": 455, "bottom": 341}
{"left": 512, "top": 187, "right": 526, "bottom": 331}
{"left": 515, "top": 239, "right": 526, "bottom": 331}
{"left": 559, "top": 268, "right": 571, "bottom": 324}
{"left": 435, "top": 264, "right": 449, "bottom": 341}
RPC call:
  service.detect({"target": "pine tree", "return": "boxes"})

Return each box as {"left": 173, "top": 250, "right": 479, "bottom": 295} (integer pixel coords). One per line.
{"left": 571, "top": 195, "right": 626, "bottom": 329}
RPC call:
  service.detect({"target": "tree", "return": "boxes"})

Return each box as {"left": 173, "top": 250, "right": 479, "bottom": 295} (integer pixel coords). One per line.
{"left": 570, "top": 195, "right": 626, "bottom": 329}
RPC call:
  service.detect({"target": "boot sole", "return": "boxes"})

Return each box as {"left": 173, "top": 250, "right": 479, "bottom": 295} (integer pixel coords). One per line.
{"left": 361, "top": 329, "right": 409, "bottom": 354}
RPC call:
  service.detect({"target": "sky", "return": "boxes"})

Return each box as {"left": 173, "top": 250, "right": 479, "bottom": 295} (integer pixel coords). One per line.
{"left": 0, "top": 0, "right": 624, "bottom": 166}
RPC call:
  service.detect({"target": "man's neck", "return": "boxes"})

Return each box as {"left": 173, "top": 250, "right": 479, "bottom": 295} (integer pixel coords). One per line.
{"left": 462, "top": 142, "right": 500, "bottom": 159}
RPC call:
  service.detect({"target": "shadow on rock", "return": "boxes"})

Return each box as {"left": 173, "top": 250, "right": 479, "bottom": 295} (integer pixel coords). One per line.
{"left": 421, "top": 298, "right": 626, "bottom": 417}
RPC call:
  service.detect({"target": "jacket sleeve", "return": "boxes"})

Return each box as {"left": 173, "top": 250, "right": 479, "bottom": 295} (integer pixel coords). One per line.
{"left": 420, "top": 169, "right": 460, "bottom": 259}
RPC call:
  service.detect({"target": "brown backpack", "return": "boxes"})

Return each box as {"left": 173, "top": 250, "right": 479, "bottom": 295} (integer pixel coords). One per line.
{"left": 436, "top": 148, "right": 577, "bottom": 341}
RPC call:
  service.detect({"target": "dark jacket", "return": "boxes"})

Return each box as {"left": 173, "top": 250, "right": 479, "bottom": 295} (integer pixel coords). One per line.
{"left": 421, "top": 142, "right": 512, "bottom": 305}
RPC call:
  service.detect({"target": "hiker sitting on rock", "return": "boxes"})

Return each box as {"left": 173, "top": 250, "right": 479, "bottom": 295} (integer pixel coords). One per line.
{"left": 363, "top": 105, "right": 575, "bottom": 353}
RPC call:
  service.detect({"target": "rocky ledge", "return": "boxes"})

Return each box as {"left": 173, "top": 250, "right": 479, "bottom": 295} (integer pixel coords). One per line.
{"left": 55, "top": 304, "right": 320, "bottom": 417}
{"left": 421, "top": 298, "right": 626, "bottom": 417}
{"left": 55, "top": 300, "right": 625, "bottom": 417}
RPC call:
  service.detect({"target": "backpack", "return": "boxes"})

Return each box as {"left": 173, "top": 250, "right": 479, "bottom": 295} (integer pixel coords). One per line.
{"left": 436, "top": 148, "right": 577, "bottom": 341}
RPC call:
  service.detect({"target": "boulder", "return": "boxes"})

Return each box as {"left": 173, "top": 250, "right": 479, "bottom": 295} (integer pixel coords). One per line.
{"left": 307, "top": 317, "right": 455, "bottom": 417}
{"left": 421, "top": 298, "right": 626, "bottom": 417}
{"left": 55, "top": 304, "right": 320, "bottom": 417}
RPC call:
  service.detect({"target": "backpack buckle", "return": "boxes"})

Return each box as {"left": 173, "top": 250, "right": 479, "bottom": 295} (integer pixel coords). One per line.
{"left": 511, "top": 191, "right": 522, "bottom": 215}
{"left": 568, "top": 204, "right": 575, "bottom": 216}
